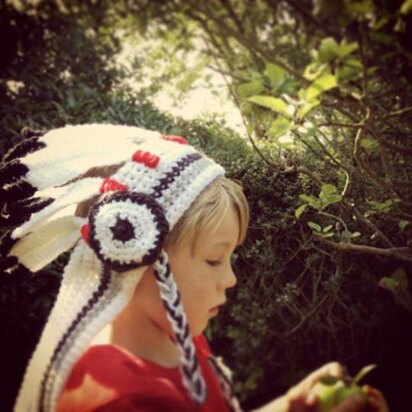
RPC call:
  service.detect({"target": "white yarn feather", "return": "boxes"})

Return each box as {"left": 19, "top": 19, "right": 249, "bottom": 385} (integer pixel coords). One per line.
{"left": 12, "top": 177, "right": 103, "bottom": 239}
{"left": 10, "top": 216, "right": 84, "bottom": 272}
{"left": 22, "top": 125, "right": 161, "bottom": 189}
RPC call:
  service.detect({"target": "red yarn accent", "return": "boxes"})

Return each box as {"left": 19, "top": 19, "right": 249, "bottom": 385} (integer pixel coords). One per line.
{"left": 132, "top": 150, "right": 160, "bottom": 168}
{"left": 81, "top": 224, "right": 90, "bottom": 244}
{"left": 100, "top": 178, "right": 128, "bottom": 193}
{"left": 161, "top": 135, "right": 188, "bottom": 145}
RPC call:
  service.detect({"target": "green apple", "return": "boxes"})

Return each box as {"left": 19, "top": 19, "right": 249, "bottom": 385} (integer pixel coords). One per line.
{"left": 335, "top": 385, "right": 367, "bottom": 404}
{"left": 314, "top": 364, "right": 376, "bottom": 412}
{"left": 313, "top": 377, "right": 344, "bottom": 412}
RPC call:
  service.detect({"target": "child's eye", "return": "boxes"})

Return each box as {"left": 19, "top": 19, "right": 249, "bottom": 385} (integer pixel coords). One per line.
{"left": 206, "top": 260, "right": 221, "bottom": 267}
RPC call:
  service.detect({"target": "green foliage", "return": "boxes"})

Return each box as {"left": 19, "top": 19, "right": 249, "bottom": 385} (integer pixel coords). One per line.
{"left": 378, "top": 267, "right": 412, "bottom": 311}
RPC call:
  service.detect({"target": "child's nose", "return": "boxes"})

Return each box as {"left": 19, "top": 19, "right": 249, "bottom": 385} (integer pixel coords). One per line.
{"left": 218, "top": 264, "right": 237, "bottom": 291}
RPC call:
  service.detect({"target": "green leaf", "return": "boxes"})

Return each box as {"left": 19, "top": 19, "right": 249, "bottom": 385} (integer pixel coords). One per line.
{"left": 305, "top": 74, "right": 338, "bottom": 101}
{"left": 323, "top": 225, "right": 333, "bottom": 233}
{"left": 303, "top": 62, "right": 326, "bottom": 81}
{"left": 248, "top": 96, "right": 291, "bottom": 118}
{"left": 308, "top": 221, "right": 322, "bottom": 232}
{"left": 299, "top": 194, "right": 319, "bottom": 207}
{"left": 319, "top": 184, "right": 343, "bottom": 207}
{"left": 318, "top": 37, "right": 340, "bottom": 62}
{"left": 340, "top": 230, "right": 352, "bottom": 241}
{"left": 400, "top": 0, "right": 412, "bottom": 14}
{"left": 399, "top": 220, "right": 410, "bottom": 230}
{"left": 297, "top": 122, "right": 316, "bottom": 137}
{"left": 265, "top": 63, "right": 285, "bottom": 91}
{"left": 268, "top": 117, "right": 292, "bottom": 139}
{"left": 392, "top": 267, "right": 408, "bottom": 283}
{"left": 361, "top": 137, "right": 379, "bottom": 152}
{"left": 345, "top": 0, "right": 375, "bottom": 14}
{"left": 295, "top": 204, "right": 307, "bottom": 219}
{"left": 337, "top": 57, "right": 363, "bottom": 81}
{"left": 337, "top": 42, "right": 358, "bottom": 58}
{"left": 297, "top": 99, "right": 320, "bottom": 119}
{"left": 320, "top": 183, "right": 338, "bottom": 197}
{"left": 378, "top": 269, "right": 412, "bottom": 310}
{"left": 237, "top": 80, "right": 264, "bottom": 98}
{"left": 379, "top": 277, "right": 400, "bottom": 291}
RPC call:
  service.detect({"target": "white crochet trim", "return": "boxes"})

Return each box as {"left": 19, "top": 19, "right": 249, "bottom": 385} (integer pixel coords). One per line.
{"left": 94, "top": 200, "right": 158, "bottom": 263}
{"left": 13, "top": 177, "right": 103, "bottom": 239}
{"left": 10, "top": 216, "right": 83, "bottom": 272}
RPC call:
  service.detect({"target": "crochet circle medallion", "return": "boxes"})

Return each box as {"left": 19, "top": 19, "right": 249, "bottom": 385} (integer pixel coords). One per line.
{"left": 88, "top": 191, "right": 169, "bottom": 271}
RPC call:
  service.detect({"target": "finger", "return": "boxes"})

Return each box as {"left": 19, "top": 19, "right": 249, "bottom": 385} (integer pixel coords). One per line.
{"left": 307, "top": 362, "right": 346, "bottom": 385}
{"left": 288, "top": 397, "right": 314, "bottom": 412}
{"left": 332, "top": 393, "right": 366, "bottom": 412}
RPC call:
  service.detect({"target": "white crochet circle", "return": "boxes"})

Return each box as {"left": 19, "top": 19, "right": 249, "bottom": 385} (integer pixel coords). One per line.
{"left": 94, "top": 199, "right": 158, "bottom": 263}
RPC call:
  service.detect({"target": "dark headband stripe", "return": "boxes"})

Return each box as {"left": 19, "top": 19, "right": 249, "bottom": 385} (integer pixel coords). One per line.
{"left": 3, "top": 136, "right": 46, "bottom": 163}
{"left": 151, "top": 153, "right": 202, "bottom": 199}
{"left": 39, "top": 266, "right": 113, "bottom": 411}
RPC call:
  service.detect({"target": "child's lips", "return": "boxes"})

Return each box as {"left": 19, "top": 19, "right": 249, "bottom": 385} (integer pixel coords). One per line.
{"left": 209, "top": 307, "right": 219, "bottom": 317}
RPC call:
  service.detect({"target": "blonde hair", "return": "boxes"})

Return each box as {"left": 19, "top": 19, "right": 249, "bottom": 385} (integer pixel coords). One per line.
{"left": 166, "top": 176, "right": 249, "bottom": 250}
{"left": 75, "top": 167, "right": 249, "bottom": 249}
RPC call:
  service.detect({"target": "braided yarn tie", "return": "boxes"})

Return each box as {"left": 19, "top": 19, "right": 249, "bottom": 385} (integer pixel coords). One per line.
{"left": 153, "top": 251, "right": 207, "bottom": 404}
{"left": 208, "top": 356, "right": 243, "bottom": 412}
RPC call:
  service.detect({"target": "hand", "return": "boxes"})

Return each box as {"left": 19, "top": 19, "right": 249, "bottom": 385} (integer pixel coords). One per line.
{"left": 286, "top": 362, "right": 347, "bottom": 411}
{"left": 362, "top": 385, "right": 389, "bottom": 412}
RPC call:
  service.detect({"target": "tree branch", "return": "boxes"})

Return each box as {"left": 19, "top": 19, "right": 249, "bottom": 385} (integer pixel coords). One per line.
{"left": 384, "top": 105, "right": 412, "bottom": 119}
{"left": 314, "top": 236, "right": 412, "bottom": 263}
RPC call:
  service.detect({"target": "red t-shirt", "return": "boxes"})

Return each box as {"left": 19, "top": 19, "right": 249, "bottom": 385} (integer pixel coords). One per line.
{"left": 58, "top": 335, "right": 230, "bottom": 412}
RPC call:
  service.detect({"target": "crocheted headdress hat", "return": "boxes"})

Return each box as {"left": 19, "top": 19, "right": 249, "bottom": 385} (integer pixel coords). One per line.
{"left": 0, "top": 124, "right": 238, "bottom": 412}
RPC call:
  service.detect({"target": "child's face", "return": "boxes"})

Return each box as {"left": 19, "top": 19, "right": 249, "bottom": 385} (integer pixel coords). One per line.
{"left": 167, "top": 206, "right": 240, "bottom": 336}
{"left": 137, "top": 205, "right": 240, "bottom": 338}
